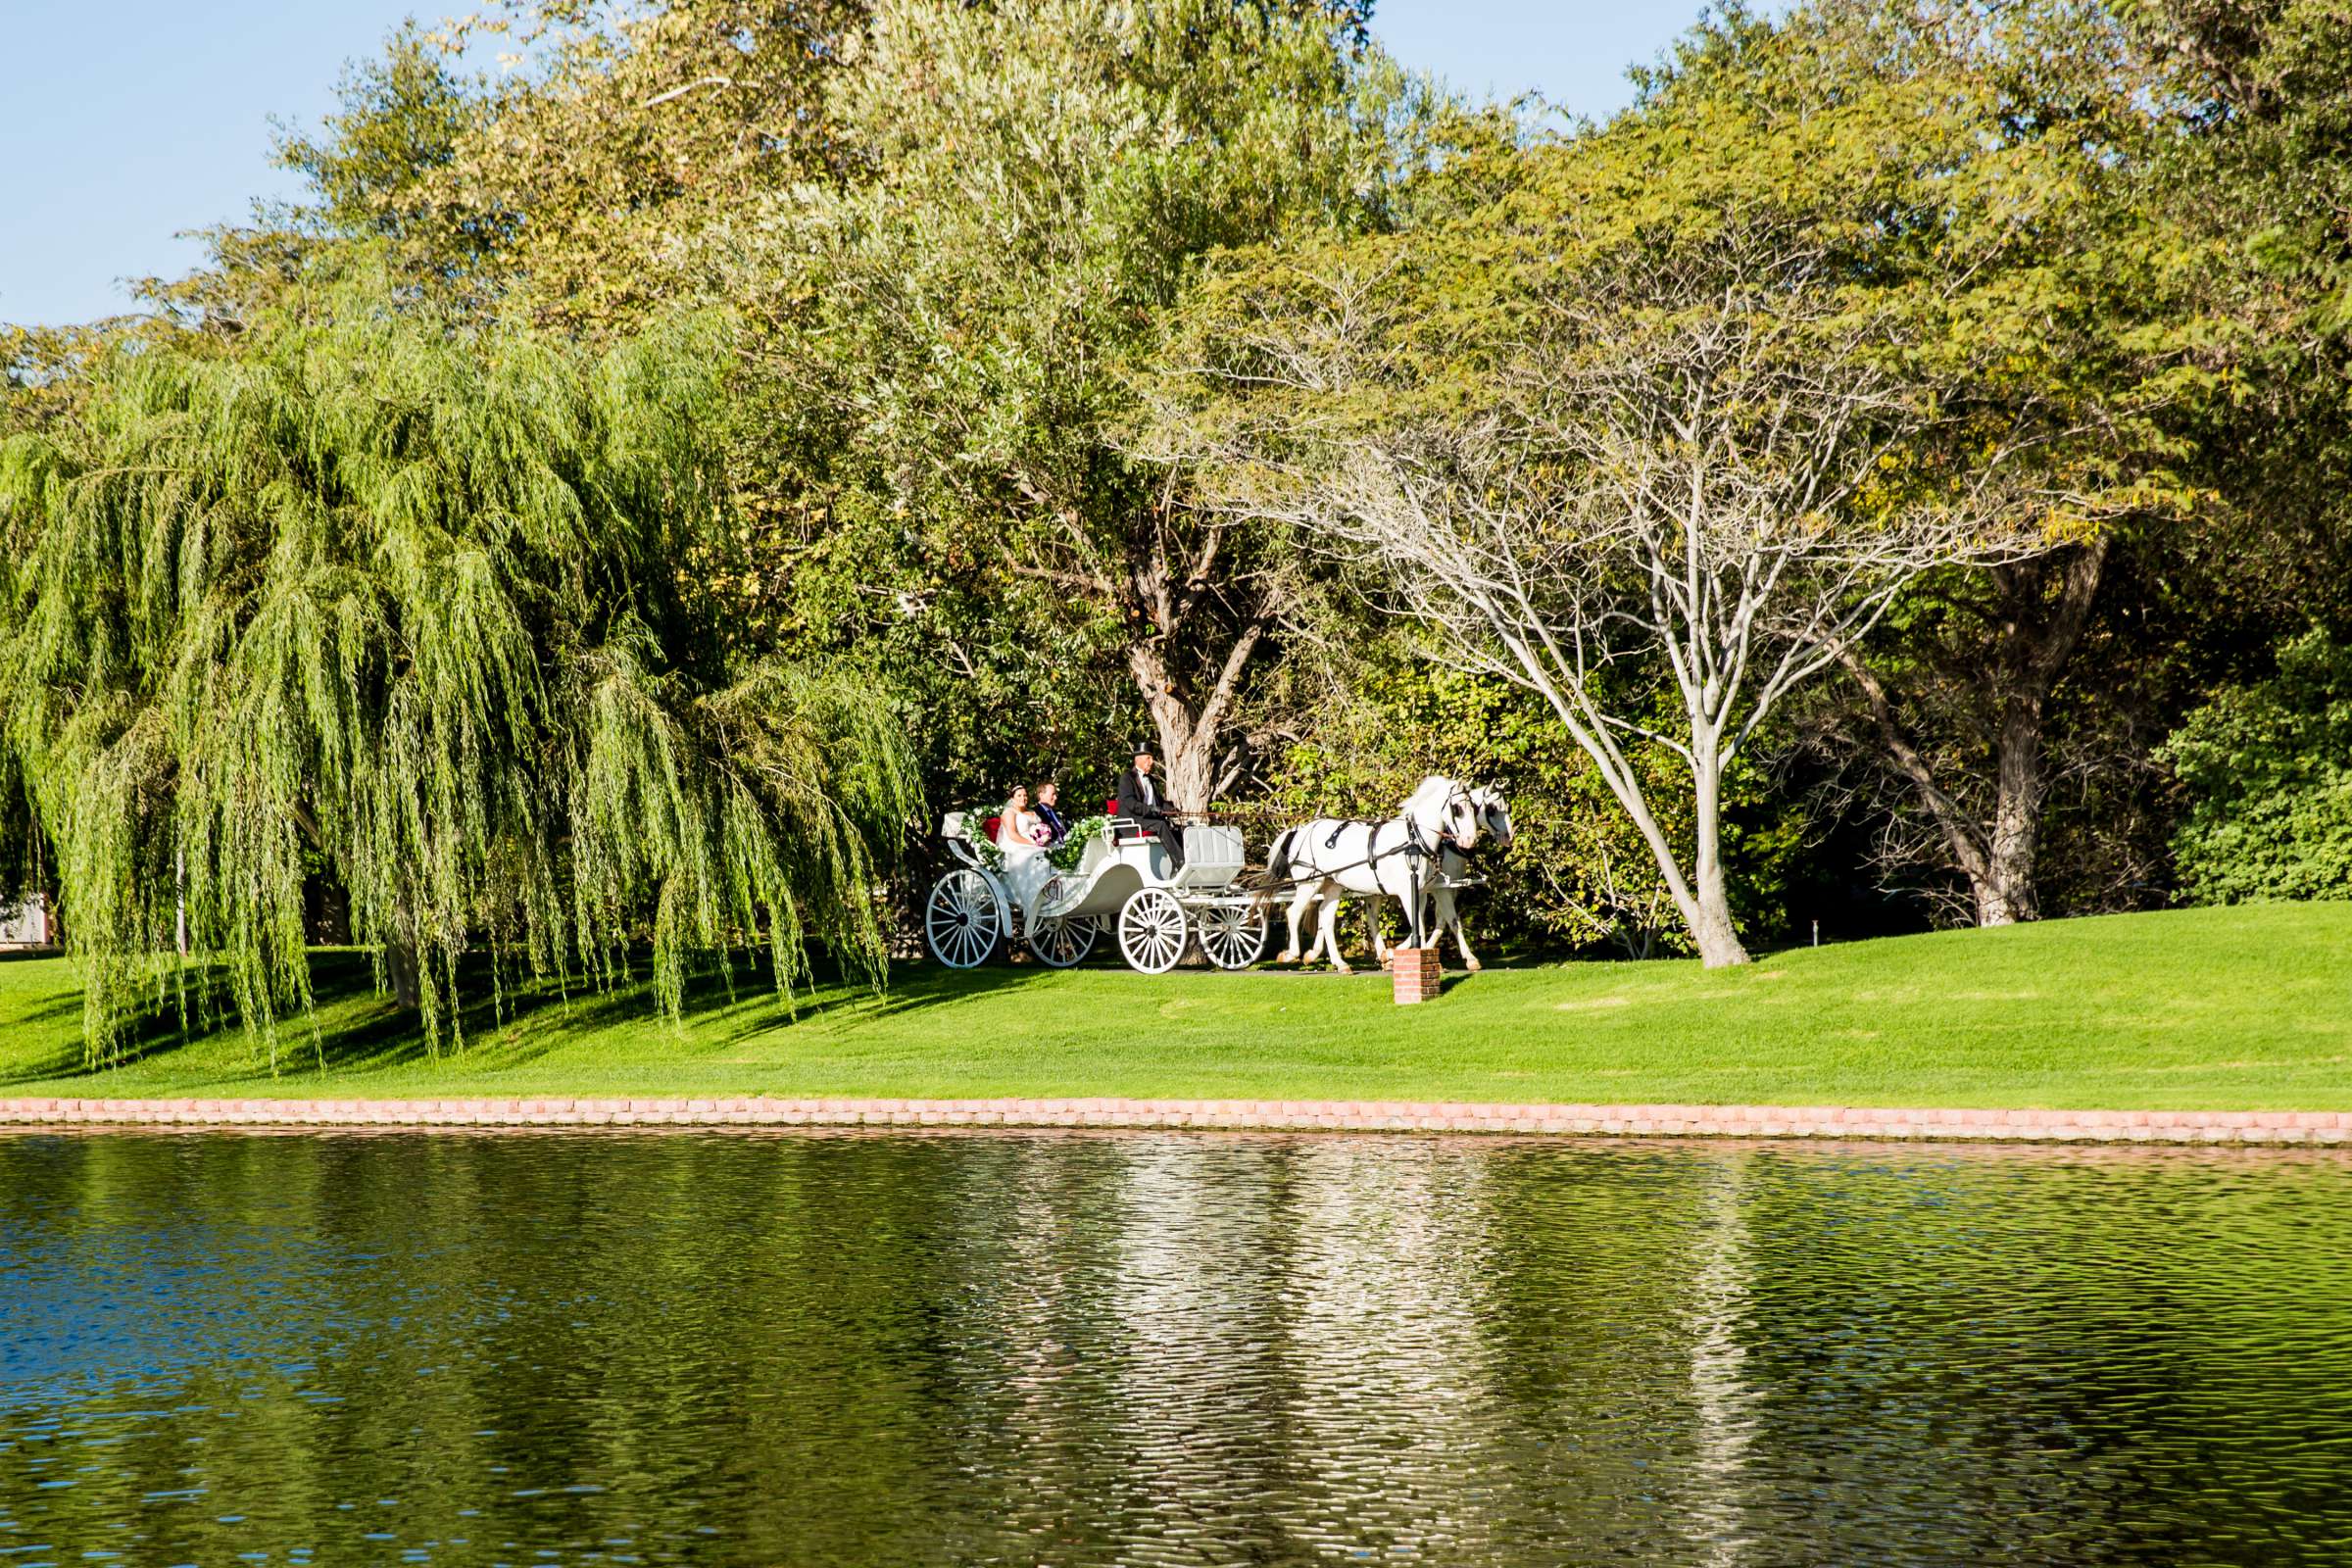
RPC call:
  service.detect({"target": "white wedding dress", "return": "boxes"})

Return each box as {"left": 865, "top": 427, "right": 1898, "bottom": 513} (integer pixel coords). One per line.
{"left": 996, "top": 808, "right": 1058, "bottom": 923}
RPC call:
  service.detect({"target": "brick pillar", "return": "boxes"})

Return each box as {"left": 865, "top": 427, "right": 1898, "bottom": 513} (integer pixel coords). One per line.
{"left": 1390, "top": 946, "right": 1441, "bottom": 1004}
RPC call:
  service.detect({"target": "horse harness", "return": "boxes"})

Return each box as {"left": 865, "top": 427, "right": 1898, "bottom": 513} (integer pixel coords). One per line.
{"left": 1291, "top": 785, "right": 1478, "bottom": 886}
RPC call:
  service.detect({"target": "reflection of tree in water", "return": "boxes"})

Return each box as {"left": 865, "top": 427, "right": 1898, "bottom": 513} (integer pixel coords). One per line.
{"left": 1680, "top": 1147, "right": 2352, "bottom": 1565}
{"left": 1269, "top": 1140, "right": 1510, "bottom": 1562}
{"left": 1679, "top": 1151, "right": 1758, "bottom": 1568}
{"left": 892, "top": 1132, "right": 1302, "bottom": 1559}
{"left": 1094, "top": 1137, "right": 1299, "bottom": 1556}
{"left": 9, "top": 1135, "right": 2352, "bottom": 1566}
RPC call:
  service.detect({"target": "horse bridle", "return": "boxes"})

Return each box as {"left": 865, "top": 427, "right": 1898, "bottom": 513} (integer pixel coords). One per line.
{"left": 1434, "top": 789, "right": 1509, "bottom": 862}
{"left": 1432, "top": 785, "right": 1480, "bottom": 851}
{"left": 1472, "top": 793, "right": 1510, "bottom": 854}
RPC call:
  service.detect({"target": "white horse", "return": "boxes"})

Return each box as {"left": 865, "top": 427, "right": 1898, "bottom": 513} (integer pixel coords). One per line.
{"left": 1299, "top": 785, "right": 1513, "bottom": 972}
{"left": 1265, "top": 775, "right": 1482, "bottom": 974}
{"left": 1392, "top": 785, "right": 1513, "bottom": 971}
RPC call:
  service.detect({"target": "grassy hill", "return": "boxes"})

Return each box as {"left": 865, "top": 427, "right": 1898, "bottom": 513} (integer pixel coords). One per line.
{"left": 3, "top": 903, "right": 2348, "bottom": 1110}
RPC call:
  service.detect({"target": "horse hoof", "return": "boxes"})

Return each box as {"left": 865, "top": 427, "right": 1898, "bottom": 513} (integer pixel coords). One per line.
{"left": 1464, "top": 958, "right": 1482, "bottom": 973}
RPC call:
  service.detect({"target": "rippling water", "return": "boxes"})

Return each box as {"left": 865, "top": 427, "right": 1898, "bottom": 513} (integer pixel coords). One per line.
{"left": 3, "top": 1131, "right": 2350, "bottom": 1566}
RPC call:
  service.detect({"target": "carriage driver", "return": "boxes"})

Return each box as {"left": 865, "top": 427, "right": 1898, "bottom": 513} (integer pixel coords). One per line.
{"left": 1114, "top": 749, "right": 1186, "bottom": 871}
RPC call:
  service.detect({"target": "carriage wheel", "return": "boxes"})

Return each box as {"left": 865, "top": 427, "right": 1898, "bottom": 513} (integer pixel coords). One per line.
{"left": 1197, "top": 903, "right": 1268, "bottom": 971}
{"left": 925, "top": 868, "right": 1002, "bottom": 968}
{"left": 1117, "top": 887, "right": 1189, "bottom": 974}
{"left": 1027, "top": 874, "right": 1096, "bottom": 969}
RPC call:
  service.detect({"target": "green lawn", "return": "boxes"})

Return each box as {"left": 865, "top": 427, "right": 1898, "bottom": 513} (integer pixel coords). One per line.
{"left": 3, "top": 902, "right": 2348, "bottom": 1109}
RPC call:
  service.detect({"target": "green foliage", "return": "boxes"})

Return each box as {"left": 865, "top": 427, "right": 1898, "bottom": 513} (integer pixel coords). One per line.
{"left": 2165, "top": 630, "right": 2352, "bottom": 905}
{"left": 436, "top": 0, "right": 874, "bottom": 334}
{"left": 2129, "top": 0, "right": 2352, "bottom": 330}
{"left": 727, "top": 0, "right": 1429, "bottom": 805}
{"left": 787, "top": 562, "right": 1151, "bottom": 822}
{"left": 0, "top": 296, "right": 918, "bottom": 1064}
{"left": 24, "top": 0, "right": 2352, "bottom": 967}
{"left": 271, "top": 24, "right": 497, "bottom": 273}
{"left": 2125, "top": 0, "right": 2352, "bottom": 621}
{"left": 261, "top": 2, "right": 875, "bottom": 333}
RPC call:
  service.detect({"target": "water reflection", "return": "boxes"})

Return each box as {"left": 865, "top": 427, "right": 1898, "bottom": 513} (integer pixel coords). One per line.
{"left": 3, "top": 1131, "right": 2349, "bottom": 1566}
{"left": 1683, "top": 1156, "right": 1756, "bottom": 1567}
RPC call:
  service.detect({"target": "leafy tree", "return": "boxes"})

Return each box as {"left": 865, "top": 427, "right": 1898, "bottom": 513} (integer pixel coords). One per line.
{"left": 418, "top": 0, "right": 873, "bottom": 334}
{"left": 2132, "top": 0, "right": 2352, "bottom": 336}
{"left": 2164, "top": 629, "right": 2352, "bottom": 904}
{"left": 1669, "top": 0, "right": 2231, "bottom": 930}
{"left": 0, "top": 293, "right": 916, "bottom": 1062}
{"left": 1812, "top": 0, "right": 2352, "bottom": 929}
{"left": 731, "top": 0, "right": 1422, "bottom": 809}
{"left": 271, "top": 23, "right": 498, "bottom": 286}
{"left": 261, "top": 2, "right": 873, "bottom": 334}
{"left": 1145, "top": 10, "right": 2122, "bottom": 964}
{"left": 241, "top": 0, "right": 1412, "bottom": 818}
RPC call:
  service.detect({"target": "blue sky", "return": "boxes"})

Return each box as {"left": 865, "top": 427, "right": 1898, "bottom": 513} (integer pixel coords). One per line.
{"left": 0, "top": 0, "right": 1706, "bottom": 327}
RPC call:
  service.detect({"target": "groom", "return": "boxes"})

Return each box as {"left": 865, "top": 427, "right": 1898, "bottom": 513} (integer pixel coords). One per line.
{"left": 1114, "top": 748, "right": 1185, "bottom": 871}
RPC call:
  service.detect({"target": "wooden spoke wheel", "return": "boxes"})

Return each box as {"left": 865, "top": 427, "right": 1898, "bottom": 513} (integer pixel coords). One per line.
{"left": 1197, "top": 902, "right": 1268, "bottom": 971}
{"left": 1026, "top": 874, "right": 1096, "bottom": 969}
{"left": 925, "top": 867, "right": 1002, "bottom": 968}
{"left": 1117, "top": 887, "right": 1189, "bottom": 974}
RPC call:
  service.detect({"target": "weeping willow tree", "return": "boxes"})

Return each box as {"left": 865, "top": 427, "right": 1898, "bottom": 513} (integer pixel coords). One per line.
{"left": 0, "top": 306, "right": 918, "bottom": 1064}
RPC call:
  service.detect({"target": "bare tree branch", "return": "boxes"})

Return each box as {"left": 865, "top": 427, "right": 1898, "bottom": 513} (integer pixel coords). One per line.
{"left": 1148, "top": 226, "right": 2055, "bottom": 963}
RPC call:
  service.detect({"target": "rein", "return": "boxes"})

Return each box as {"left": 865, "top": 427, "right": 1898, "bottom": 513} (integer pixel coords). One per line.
{"left": 1272, "top": 796, "right": 1469, "bottom": 889}
{"left": 1270, "top": 825, "right": 1424, "bottom": 886}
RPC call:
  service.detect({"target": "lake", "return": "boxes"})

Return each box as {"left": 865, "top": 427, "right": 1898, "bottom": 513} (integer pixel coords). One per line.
{"left": 3, "top": 1130, "right": 2349, "bottom": 1566}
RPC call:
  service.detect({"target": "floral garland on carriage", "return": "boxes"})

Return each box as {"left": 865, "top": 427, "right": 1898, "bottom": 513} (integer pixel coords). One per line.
{"left": 955, "top": 806, "right": 1111, "bottom": 873}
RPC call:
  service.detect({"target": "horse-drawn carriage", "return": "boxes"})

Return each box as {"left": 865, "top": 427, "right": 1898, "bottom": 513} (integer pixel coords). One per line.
{"left": 923, "top": 804, "right": 1272, "bottom": 973}
{"left": 921, "top": 778, "right": 1509, "bottom": 975}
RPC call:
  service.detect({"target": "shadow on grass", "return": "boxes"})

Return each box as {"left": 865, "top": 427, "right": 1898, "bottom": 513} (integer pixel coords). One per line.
{"left": 1, "top": 956, "right": 389, "bottom": 1087}
{"left": 7, "top": 944, "right": 1071, "bottom": 1087}
{"left": 0, "top": 965, "right": 260, "bottom": 1087}
{"left": 732, "top": 958, "right": 1067, "bottom": 1039}
{"left": 0, "top": 1041, "right": 86, "bottom": 1087}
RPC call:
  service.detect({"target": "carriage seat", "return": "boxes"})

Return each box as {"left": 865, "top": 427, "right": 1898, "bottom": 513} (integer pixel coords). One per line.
{"left": 1105, "top": 799, "right": 1157, "bottom": 847}
{"left": 938, "top": 810, "right": 1002, "bottom": 847}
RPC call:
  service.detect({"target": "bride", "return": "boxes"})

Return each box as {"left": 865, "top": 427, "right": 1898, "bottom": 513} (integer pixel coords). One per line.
{"left": 995, "top": 784, "right": 1058, "bottom": 923}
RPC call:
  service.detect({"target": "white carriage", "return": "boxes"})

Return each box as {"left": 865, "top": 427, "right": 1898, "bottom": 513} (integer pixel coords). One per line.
{"left": 923, "top": 807, "right": 1270, "bottom": 973}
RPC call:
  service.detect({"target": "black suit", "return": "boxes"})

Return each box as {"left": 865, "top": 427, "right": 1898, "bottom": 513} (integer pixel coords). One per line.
{"left": 1114, "top": 767, "right": 1185, "bottom": 869}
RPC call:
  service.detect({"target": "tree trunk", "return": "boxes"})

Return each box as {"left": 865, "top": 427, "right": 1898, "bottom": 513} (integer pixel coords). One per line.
{"left": 1976, "top": 700, "right": 2047, "bottom": 925}
{"left": 1687, "top": 756, "right": 1751, "bottom": 967}
{"left": 1609, "top": 738, "right": 1752, "bottom": 968}
{"left": 1687, "top": 876, "right": 1748, "bottom": 967}
{"left": 386, "top": 931, "right": 422, "bottom": 1010}
{"left": 1127, "top": 632, "right": 1260, "bottom": 813}
{"left": 1145, "top": 693, "right": 1217, "bottom": 813}
{"left": 1838, "top": 538, "right": 2108, "bottom": 929}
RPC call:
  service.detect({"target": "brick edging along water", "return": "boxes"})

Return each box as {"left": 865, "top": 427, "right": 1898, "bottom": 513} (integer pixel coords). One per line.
{"left": 0, "top": 1097, "right": 2346, "bottom": 1144}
